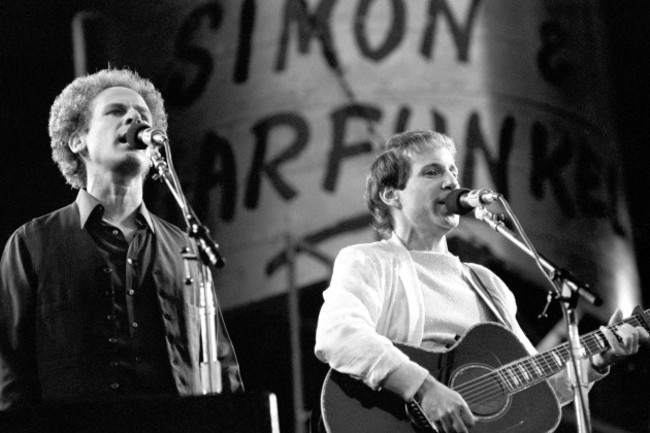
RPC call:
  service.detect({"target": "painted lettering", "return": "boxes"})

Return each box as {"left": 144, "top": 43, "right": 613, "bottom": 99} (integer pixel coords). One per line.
{"left": 420, "top": 0, "right": 482, "bottom": 62}
{"left": 530, "top": 121, "right": 574, "bottom": 216}
{"left": 537, "top": 20, "right": 570, "bottom": 85}
{"left": 323, "top": 104, "right": 382, "bottom": 191}
{"left": 180, "top": 103, "right": 625, "bottom": 239}
{"left": 167, "top": 3, "right": 222, "bottom": 107}
{"left": 245, "top": 112, "right": 310, "bottom": 209}
{"left": 275, "top": 0, "right": 337, "bottom": 72}
{"left": 394, "top": 106, "right": 411, "bottom": 132}
{"left": 234, "top": 0, "right": 256, "bottom": 83}
{"left": 432, "top": 110, "right": 448, "bottom": 134}
{"left": 193, "top": 132, "right": 238, "bottom": 222}
{"left": 355, "top": 0, "right": 405, "bottom": 62}
{"left": 462, "top": 112, "right": 514, "bottom": 198}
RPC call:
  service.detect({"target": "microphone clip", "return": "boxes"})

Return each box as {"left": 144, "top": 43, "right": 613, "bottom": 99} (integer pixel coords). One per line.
{"left": 473, "top": 207, "right": 505, "bottom": 228}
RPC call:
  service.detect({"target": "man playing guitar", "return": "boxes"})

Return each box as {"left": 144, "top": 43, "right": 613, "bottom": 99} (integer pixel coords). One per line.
{"left": 314, "top": 130, "right": 649, "bottom": 433}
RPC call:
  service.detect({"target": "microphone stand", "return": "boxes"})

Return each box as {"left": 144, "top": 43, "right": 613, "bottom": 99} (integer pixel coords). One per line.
{"left": 147, "top": 143, "right": 226, "bottom": 394}
{"left": 473, "top": 205, "right": 602, "bottom": 433}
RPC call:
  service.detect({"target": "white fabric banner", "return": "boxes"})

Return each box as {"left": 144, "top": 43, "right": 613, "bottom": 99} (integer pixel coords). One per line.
{"left": 75, "top": 0, "right": 640, "bottom": 314}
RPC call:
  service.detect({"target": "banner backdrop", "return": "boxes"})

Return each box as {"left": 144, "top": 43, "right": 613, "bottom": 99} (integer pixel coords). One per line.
{"left": 74, "top": 0, "right": 640, "bottom": 315}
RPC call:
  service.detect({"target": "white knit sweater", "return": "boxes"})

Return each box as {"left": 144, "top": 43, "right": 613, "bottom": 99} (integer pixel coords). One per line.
{"left": 411, "top": 250, "right": 495, "bottom": 351}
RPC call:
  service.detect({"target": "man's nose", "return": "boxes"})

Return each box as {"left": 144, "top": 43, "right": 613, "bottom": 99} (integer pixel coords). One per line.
{"left": 125, "top": 108, "right": 143, "bottom": 124}
{"left": 442, "top": 174, "right": 459, "bottom": 190}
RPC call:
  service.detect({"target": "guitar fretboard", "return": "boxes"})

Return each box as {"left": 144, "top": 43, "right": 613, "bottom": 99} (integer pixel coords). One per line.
{"left": 456, "top": 309, "right": 649, "bottom": 403}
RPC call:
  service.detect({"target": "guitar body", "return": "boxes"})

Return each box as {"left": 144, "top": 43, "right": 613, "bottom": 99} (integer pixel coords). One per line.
{"left": 321, "top": 323, "right": 561, "bottom": 433}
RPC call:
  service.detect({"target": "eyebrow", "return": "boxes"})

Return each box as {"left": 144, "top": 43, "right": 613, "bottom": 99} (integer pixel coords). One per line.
{"left": 421, "top": 162, "right": 458, "bottom": 173}
{"left": 104, "top": 102, "right": 152, "bottom": 119}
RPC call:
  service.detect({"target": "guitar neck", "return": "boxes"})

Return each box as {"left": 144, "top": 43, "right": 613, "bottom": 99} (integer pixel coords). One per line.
{"left": 490, "top": 309, "right": 650, "bottom": 395}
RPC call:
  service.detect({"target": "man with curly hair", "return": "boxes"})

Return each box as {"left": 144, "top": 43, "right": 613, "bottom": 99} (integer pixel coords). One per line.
{"left": 0, "top": 69, "right": 242, "bottom": 412}
{"left": 315, "top": 130, "right": 648, "bottom": 433}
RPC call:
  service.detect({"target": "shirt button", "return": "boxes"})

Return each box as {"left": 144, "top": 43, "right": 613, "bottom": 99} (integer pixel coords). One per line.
{"left": 108, "top": 338, "right": 117, "bottom": 344}
{"left": 132, "top": 322, "right": 139, "bottom": 328}
{"left": 110, "top": 383, "right": 120, "bottom": 390}
{"left": 103, "top": 267, "right": 112, "bottom": 273}
{"left": 109, "top": 361, "right": 119, "bottom": 368}
{"left": 127, "top": 289, "right": 135, "bottom": 296}
{"left": 112, "top": 230, "right": 120, "bottom": 236}
{"left": 127, "top": 258, "right": 135, "bottom": 265}
{"left": 106, "top": 314, "right": 115, "bottom": 321}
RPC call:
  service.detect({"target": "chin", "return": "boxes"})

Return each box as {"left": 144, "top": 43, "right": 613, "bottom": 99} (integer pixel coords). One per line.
{"left": 444, "top": 216, "right": 460, "bottom": 230}
{"left": 115, "top": 156, "right": 149, "bottom": 177}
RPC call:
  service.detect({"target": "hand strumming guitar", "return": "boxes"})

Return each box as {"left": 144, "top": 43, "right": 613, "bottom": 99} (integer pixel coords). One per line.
{"left": 415, "top": 375, "right": 477, "bottom": 433}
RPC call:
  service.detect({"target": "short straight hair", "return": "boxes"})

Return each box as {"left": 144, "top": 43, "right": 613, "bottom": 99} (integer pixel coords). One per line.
{"left": 364, "top": 130, "right": 456, "bottom": 237}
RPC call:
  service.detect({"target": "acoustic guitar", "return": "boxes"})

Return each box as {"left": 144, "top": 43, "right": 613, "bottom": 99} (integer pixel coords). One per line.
{"left": 321, "top": 306, "right": 649, "bottom": 433}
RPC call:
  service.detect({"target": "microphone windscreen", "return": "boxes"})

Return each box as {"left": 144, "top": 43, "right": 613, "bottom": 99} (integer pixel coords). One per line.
{"left": 125, "top": 122, "right": 150, "bottom": 149}
{"left": 443, "top": 188, "right": 472, "bottom": 215}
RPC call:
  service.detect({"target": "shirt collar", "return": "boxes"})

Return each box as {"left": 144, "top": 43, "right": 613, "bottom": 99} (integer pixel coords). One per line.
{"left": 75, "top": 189, "right": 155, "bottom": 233}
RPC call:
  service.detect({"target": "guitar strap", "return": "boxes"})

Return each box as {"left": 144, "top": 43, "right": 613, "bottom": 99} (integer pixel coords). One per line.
{"left": 462, "top": 265, "right": 512, "bottom": 331}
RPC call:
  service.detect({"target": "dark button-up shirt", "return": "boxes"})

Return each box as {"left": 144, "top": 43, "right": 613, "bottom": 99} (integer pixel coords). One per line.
{"left": 79, "top": 192, "right": 176, "bottom": 395}
{"left": 0, "top": 191, "right": 242, "bottom": 411}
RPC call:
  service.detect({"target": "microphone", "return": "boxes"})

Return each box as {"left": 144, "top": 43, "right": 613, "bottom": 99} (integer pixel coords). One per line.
{"left": 126, "top": 122, "right": 167, "bottom": 149}
{"left": 444, "top": 188, "right": 500, "bottom": 215}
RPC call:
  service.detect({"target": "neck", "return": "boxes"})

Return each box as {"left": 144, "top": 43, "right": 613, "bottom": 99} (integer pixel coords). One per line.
{"left": 86, "top": 173, "right": 143, "bottom": 227}
{"left": 393, "top": 227, "right": 449, "bottom": 253}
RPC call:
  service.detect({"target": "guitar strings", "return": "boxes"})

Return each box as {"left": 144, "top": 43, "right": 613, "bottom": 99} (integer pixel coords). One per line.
{"left": 456, "top": 317, "right": 639, "bottom": 405}
{"left": 453, "top": 349, "right": 566, "bottom": 405}
{"left": 456, "top": 316, "right": 643, "bottom": 405}
{"left": 447, "top": 316, "right": 645, "bottom": 406}
{"left": 457, "top": 339, "right": 591, "bottom": 405}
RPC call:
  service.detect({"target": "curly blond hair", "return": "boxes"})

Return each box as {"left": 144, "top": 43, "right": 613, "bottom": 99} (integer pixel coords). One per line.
{"left": 48, "top": 68, "right": 168, "bottom": 189}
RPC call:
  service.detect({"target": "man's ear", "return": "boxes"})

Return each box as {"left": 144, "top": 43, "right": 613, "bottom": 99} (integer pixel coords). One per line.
{"left": 68, "top": 132, "right": 86, "bottom": 155}
{"left": 380, "top": 187, "right": 401, "bottom": 209}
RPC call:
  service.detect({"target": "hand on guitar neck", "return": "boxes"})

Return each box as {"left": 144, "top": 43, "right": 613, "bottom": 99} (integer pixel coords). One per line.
{"left": 590, "top": 308, "right": 649, "bottom": 372}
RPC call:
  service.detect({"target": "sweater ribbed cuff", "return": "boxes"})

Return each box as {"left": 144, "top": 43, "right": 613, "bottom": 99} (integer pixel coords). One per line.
{"left": 381, "top": 360, "right": 430, "bottom": 401}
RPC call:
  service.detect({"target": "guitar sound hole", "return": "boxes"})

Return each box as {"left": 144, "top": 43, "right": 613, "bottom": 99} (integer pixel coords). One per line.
{"left": 450, "top": 364, "right": 509, "bottom": 418}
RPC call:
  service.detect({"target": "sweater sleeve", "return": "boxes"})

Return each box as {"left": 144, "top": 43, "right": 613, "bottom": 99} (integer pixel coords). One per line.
{"left": 314, "top": 245, "right": 428, "bottom": 396}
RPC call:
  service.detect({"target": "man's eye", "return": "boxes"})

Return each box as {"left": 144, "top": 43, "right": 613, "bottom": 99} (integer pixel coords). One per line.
{"left": 425, "top": 169, "right": 439, "bottom": 176}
